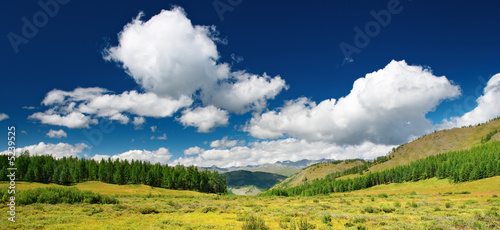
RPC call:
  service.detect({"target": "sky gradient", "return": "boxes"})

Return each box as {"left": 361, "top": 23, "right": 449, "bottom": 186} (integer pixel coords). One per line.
{"left": 1, "top": 0, "right": 499, "bottom": 167}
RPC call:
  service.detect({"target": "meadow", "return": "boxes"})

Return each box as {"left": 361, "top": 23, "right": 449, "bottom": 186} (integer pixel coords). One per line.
{"left": 2, "top": 177, "right": 499, "bottom": 229}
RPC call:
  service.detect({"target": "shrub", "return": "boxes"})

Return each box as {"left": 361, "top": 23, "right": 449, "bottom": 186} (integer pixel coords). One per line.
{"left": 410, "top": 192, "right": 417, "bottom": 195}
{"left": 201, "top": 206, "right": 218, "bottom": 213}
{"left": 242, "top": 215, "right": 268, "bottom": 230}
{"left": 297, "top": 218, "right": 315, "bottom": 230}
{"left": 455, "top": 191, "right": 471, "bottom": 195}
{"left": 344, "top": 223, "right": 355, "bottom": 227}
{"left": 394, "top": 201, "right": 401, "bottom": 208}
{"left": 321, "top": 214, "right": 332, "bottom": 225}
{"left": 365, "top": 206, "right": 380, "bottom": 213}
{"left": 90, "top": 207, "right": 104, "bottom": 215}
{"left": 434, "top": 207, "right": 442, "bottom": 211}
{"left": 378, "top": 193, "right": 389, "bottom": 198}
{"left": 445, "top": 203, "right": 452, "bottom": 208}
{"left": 17, "top": 187, "right": 118, "bottom": 205}
{"left": 382, "top": 207, "right": 396, "bottom": 213}
{"left": 409, "top": 202, "right": 418, "bottom": 208}
{"left": 370, "top": 197, "right": 375, "bottom": 202}
{"left": 138, "top": 206, "right": 158, "bottom": 214}
{"left": 443, "top": 191, "right": 453, "bottom": 196}
{"left": 353, "top": 218, "right": 365, "bottom": 223}
{"left": 493, "top": 194, "right": 498, "bottom": 198}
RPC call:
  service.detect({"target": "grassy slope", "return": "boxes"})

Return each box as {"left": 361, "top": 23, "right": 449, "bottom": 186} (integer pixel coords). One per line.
{"left": 2, "top": 177, "right": 499, "bottom": 229}
{"left": 341, "top": 176, "right": 500, "bottom": 196}
{"left": 286, "top": 119, "right": 500, "bottom": 183}
{"left": 367, "top": 119, "right": 500, "bottom": 174}
{"left": 272, "top": 160, "right": 365, "bottom": 189}
{"left": 7, "top": 181, "right": 213, "bottom": 196}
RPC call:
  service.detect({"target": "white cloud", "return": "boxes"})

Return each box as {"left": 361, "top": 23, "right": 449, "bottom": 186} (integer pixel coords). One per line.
{"left": 22, "top": 106, "right": 37, "bottom": 110}
{"left": 103, "top": 7, "right": 230, "bottom": 99}
{"left": 437, "top": 73, "right": 500, "bottom": 129}
{"left": 1, "top": 142, "right": 89, "bottom": 159}
{"left": 29, "top": 111, "right": 97, "bottom": 129}
{"left": 46, "top": 129, "right": 67, "bottom": 138}
{"left": 184, "top": 146, "right": 204, "bottom": 155}
{"left": 31, "top": 88, "right": 192, "bottom": 129}
{"left": 132, "top": 116, "right": 146, "bottom": 129}
{"left": 150, "top": 125, "right": 157, "bottom": 132}
{"left": 210, "top": 136, "right": 239, "bottom": 149}
{"left": 174, "top": 138, "right": 394, "bottom": 168}
{"left": 0, "top": 113, "right": 9, "bottom": 122}
{"left": 78, "top": 91, "right": 192, "bottom": 118}
{"left": 109, "top": 113, "right": 130, "bottom": 124}
{"left": 178, "top": 105, "right": 229, "bottom": 133}
{"left": 92, "top": 147, "right": 172, "bottom": 164}
{"left": 21, "top": 130, "right": 28, "bottom": 134}
{"left": 42, "top": 87, "right": 110, "bottom": 106}
{"left": 103, "top": 7, "right": 286, "bottom": 114}
{"left": 245, "top": 60, "right": 461, "bottom": 145}
{"left": 202, "top": 72, "right": 288, "bottom": 113}
{"left": 151, "top": 133, "right": 167, "bottom": 140}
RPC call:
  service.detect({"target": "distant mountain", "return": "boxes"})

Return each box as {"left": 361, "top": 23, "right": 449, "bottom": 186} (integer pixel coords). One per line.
{"left": 204, "top": 158, "right": 335, "bottom": 177}
{"left": 225, "top": 170, "right": 287, "bottom": 195}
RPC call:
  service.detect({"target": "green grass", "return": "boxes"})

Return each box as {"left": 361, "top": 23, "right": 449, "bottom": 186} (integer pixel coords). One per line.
{"left": 338, "top": 176, "right": 500, "bottom": 196}
{"left": 1, "top": 177, "right": 499, "bottom": 229}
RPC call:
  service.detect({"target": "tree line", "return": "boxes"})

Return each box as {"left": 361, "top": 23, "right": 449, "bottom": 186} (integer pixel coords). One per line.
{"left": 0, "top": 152, "right": 227, "bottom": 194}
{"left": 264, "top": 141, "right": 500, "bottom": 196}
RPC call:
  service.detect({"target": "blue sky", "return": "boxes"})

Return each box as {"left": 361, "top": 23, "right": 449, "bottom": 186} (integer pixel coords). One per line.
{"left": 1, "top": 0, "right": 499, "bottom": 167}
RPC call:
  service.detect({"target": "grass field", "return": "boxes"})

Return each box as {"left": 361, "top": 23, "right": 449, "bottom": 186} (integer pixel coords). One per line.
{"left": 1, "top": 177, "right": 499, "bottom": 229}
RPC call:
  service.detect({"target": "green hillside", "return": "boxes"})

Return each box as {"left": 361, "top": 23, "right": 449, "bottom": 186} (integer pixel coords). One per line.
{"left": 274, "top": 118, "right": 500, "bottom": 189}
{"left": 264, "top": 138, "right": 500, "bottom": 196}
{"left": 366, "top": 118, "right": 500, "bottom": 175}
{"left": 272, "top": 159, "right": 365, "bottom": 189}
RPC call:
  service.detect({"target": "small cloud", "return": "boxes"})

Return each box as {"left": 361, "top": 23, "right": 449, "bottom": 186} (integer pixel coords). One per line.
{"left": 0, "top": 113, "right": 9, "bottom": 122}
{"left": 184, "top": 146, "right": 204, "bottom": 155}
{"left": 342, "top": 57, "right": 354, "bottom": 66}
{"left": 231, "top": 53, "right": 244, "bottom": 63}
{"left": 150, "top": 125, "right": 157, "bottom": 132}
{"left": 21, "top": 130, "right": 28, "bottom": 135}
{"left": 210, "top": 136, "right": 239, "bottom": 149}
{"left": 46, "top": 129, "right": 67, "bottom": 139}
{"left": 151, "top": 133, "right": 167, "bottom": 140}
{"left": 22, "top": 106, "right": 37, "bottom": 110}
{"left": 157, "top": 133, "right": 167, "bottom": 140}
{"left": 131, "top": 138, "right": 135, "bottom": 142}
{"left": 132, "top": 117, "right": 146, "bottom": 129}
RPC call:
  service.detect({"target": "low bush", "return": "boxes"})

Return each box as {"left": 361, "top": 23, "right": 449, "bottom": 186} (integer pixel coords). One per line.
{"left": 353, "top": 218, "right": 365, "bottom": 223}
{"left": 378, "top": 193, "right": 389, "bottom": 198}
{"left": 17, "top": 187, "right": 118, "bottom": 205}
{"left": 138, "top": 206, "right": 158, "bottom": 214}
{"left": 382, "top": 206, "right": 396, "bottom": 213}
{"left": 297, "top": 218, "right": 315, "bottom": 230}
{"left": 365, "top": 206, "right": 380, "bottom": 213}
{"left": 321, "top": 214, "right": 332, "bottom": 225}
{"left": 242, "top": 215, "right": 268, "bottom": 230}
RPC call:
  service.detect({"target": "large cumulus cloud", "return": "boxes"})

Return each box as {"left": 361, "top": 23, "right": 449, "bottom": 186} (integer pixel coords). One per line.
{"left": 245, "top": 60, "right": 461, "bottom": 145}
